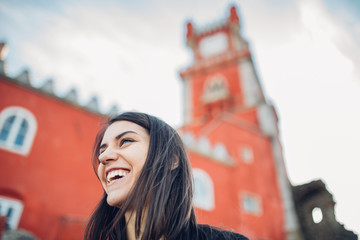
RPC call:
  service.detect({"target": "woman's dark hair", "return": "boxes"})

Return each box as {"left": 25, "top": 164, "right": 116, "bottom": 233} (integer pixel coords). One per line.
{"left": 84, "top": 112, "right": 197, "bottom": 240}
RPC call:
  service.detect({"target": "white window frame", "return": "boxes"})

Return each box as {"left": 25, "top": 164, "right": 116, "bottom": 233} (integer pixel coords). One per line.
{"left": 241, "top": 192, "right": 262, "bottom": 215}
{"left": 0, "top": 106, "right": 37, "bottom": 156}
{"left": 193, "top": 168, "right": 215, "bottom": 211}
{"left": 0, "top": 196, "right": 24, "bottom": 229}
{"left": 240, "top": 146, "right": 254, "bottom": 164}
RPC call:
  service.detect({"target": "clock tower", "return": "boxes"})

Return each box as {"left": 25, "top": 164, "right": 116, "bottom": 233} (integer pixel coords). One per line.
{"left": 180, "top": 5, "right": 303, "bottom": 240}
{"left": 181, "top": 6, "right": 265, "bottom": 124}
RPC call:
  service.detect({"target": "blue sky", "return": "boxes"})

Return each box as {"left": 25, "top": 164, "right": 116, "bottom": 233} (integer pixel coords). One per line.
{"left": 1, "top": 0, "right": 359, "bottom": 235}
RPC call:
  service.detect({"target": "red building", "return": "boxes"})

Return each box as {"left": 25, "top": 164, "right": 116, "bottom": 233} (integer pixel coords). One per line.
{"left": 178, "top": 6, "right": 302, "bottom": 240}
{"left": 0, "top": 42, "right": 109, "bottom": 239}
{"left": 0, "top": 6, "right": 303, "bottom": 240}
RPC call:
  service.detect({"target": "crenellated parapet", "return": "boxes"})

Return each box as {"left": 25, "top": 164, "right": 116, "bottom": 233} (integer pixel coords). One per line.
{"left": 181, "top": 5, "right": 250, "bottom": 79}
{"left": 0, "top": 43, "right": 120, "bottom": 117}
{"left": 179, "top": 130, "right": 234, "bottom": 166}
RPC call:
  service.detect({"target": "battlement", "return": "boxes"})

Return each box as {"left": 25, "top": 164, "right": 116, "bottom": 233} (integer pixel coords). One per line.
{"left": 0, "top": 43, "right": 120, "bottom": 117}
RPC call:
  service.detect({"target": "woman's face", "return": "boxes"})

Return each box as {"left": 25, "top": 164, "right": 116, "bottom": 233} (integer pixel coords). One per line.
{"left": 97, "top": 121, "right": 150, "bottom": 207}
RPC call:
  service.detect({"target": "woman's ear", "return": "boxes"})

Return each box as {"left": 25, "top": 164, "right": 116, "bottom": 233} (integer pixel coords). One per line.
{"left": 171, "top": 156, "right": 179, "bottom": 170}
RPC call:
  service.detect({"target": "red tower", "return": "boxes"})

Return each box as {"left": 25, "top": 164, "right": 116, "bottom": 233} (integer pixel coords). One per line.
{"left": 179, "top": 6, "right": 302, "bottom": 240}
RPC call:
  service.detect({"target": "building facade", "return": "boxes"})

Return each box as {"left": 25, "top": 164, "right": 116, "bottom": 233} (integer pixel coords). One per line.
{"left": 0, "top": 43, "right": 109, "bottom": 239}
{"left": 4, "top": 5, "right": 355, "bottom": 240}
{"left": 178, "top": 6, "right": 303, "bottom": 240}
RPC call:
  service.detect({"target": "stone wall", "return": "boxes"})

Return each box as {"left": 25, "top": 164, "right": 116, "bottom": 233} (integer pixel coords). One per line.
{"left": 293, "top": 180, "right": 357, "bottom": 240}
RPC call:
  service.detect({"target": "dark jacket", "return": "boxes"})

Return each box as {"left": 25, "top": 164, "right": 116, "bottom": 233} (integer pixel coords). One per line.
{"left": 197, "top": 224, "right": 249, "bottom": 240}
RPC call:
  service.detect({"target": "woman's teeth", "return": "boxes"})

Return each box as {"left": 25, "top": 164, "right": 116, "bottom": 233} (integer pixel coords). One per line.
{"left": 107, "top": 169, "right": 129, "bottom": 183}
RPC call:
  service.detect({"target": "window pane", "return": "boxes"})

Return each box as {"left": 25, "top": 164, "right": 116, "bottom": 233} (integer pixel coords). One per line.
{"left": 0, "top": 196, "right": 24, "bottom": 229}
{"left": 14, "top": 119, "right": 28, "bottom": 147}
{"left": 7, "top": 207, "right": 14, "bottom": 218}
{"left": 0, "top": 115, "right": 16, "bottom": 141}
{"left": 242, "top": 194, "right": 261, "bottom": 214}
{"left": 194, "top": 177, "right": 207, "bottom": 200}
{"left": 193, "top": 169, "right": 214, "bottom": 210}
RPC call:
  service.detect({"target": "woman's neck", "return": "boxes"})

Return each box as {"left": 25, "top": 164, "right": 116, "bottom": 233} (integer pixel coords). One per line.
{"left": 125, "top": 210, "right": 164, "bottom": 240}
{"left": 125, "top": 211, "right": 144, "bottom": 240}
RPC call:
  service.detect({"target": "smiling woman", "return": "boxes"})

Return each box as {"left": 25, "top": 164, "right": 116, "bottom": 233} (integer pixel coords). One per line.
{"left": 84, "top": 112, "right": 248, "bottom": 240}
{"left": 97, "top": 121, "right": 150, "bottom": 207}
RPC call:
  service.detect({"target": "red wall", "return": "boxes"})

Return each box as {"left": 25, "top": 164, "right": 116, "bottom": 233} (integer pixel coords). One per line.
{"left": 186, "top": 113, "right": 285, "bottom": 240}
{"left": 0, "top": 78, "right": 104, "bottom": 239}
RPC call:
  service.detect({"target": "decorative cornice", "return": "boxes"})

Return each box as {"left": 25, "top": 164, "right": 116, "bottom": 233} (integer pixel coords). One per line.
{"left": 85, "top": 95, "right": 100, "bottom": 113}
{"left": 0, "top": 62, "right": 120, "bottom": 117}
{"left": 63, "top": 88, "right": 79, "bottom": 104}
{"left": 14, "top": 69, "right": 31, "bottom": 85}
{"left": 180, "top": 48, "right": 250, "bottom": 78}
{"left": 40, "top": 78, "right": 55, "bottom": 94}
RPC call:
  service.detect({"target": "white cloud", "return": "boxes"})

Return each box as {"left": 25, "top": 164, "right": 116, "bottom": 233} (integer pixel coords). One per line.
{"left": 13, "top": 2, "right": 188, "bottom": 125}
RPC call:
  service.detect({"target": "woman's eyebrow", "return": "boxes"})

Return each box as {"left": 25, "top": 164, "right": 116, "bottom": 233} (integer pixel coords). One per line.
{"left": 115, "top": 130, "right": 137, "bottom": 140}
{"left": 99, "top": 130, "right": 138, "bottom": 151}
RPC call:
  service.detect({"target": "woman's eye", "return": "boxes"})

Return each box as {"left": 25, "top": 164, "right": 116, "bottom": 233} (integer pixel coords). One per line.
{"left": 98, "top": 150, "right": 104, "bottom": 157}
{"left": 120, "top": 138, "right": 134, "bottom": 146}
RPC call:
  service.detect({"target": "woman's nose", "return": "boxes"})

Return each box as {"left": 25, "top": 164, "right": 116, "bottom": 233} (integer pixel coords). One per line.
{"left": 98, "top": 148, "right": 118, "bottom": 165}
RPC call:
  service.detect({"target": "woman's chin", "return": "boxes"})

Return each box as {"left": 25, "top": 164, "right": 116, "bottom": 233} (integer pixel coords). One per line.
{"left": 106, "top": 194, "right": 124, "bottom": 207}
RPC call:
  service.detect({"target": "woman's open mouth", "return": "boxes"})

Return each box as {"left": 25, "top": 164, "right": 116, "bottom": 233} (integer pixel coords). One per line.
{"left": 106, "top": 169, "right": 130, "bottom": 184}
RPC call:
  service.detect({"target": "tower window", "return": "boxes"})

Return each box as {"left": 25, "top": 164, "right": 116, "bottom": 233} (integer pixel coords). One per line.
{"left": 312, "top": 207, "right": 323, "bottom": 224}
{"left": 193, "top": 168, "right": 215, "bottom": 211}
{"left": 199, "top": 32, "right": 228, "bottom": 58}
{"left": 0, "top": 106, "right": 37, "bottom": 155}
{"left": 0, "top": 196, "right": 24, "bottom": 229}
{"left": 202, "top": 75, "right": 229, "bottom": 104}
{"left": 240, "top": 146, "right": 254, "bottom": 164}
{"left": 241, "top": 192, "right": 262, "bottom": 215}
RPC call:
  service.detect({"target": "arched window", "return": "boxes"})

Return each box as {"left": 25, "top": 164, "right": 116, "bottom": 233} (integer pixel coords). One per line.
{"left": 0, "top": 196, "right": 24, "bottom": 229}
{"left": 0, "top": 106, "right": 37, "bottom": 155}
{"left": 193, "top": 168, "right": 215, "bottom": 211}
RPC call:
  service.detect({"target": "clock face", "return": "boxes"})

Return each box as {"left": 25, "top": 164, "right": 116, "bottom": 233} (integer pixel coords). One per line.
{"left": 199, "top": 32, "right": 228, "bottom": 58}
